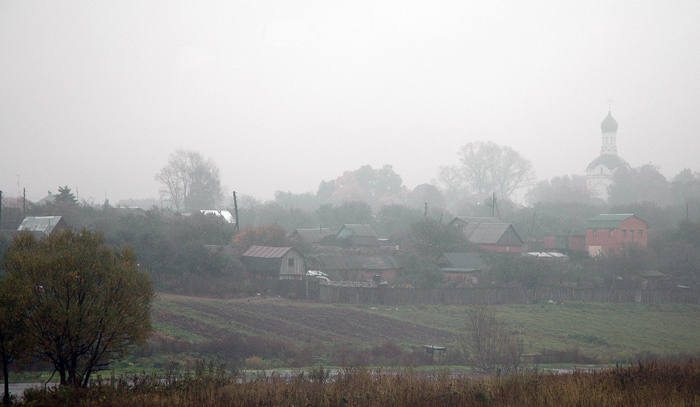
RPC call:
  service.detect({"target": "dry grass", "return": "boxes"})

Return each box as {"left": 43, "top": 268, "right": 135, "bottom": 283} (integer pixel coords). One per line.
{"left": 20, "top": 360, "right": 700, "bottom": 406}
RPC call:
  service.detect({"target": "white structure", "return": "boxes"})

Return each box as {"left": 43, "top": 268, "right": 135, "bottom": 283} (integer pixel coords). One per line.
{"left": 585, "top": 111, "right": 629, "bottom": 201}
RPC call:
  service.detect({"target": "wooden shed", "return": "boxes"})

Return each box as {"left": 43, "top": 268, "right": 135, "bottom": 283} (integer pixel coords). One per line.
{"left": 241, "top": 245, "right": 306, "bottom": 280}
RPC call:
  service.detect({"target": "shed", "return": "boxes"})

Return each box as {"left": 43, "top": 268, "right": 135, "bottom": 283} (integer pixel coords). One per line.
{"left": 241, "top": 245, "right": 306, "bottom": 280}
{"left": 17, "top": 216, "right": 69, "bottom": 236}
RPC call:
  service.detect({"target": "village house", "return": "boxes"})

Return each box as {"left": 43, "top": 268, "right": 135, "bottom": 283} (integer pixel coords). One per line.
{"left": 585, "top": 214, "right": 648, "bottom": 256}
{"left": 449, "top": 216, "right": 524, "bottom": 253}
{"left": 317, "top": 253, "right": 399, "bottom": 283}
{"left": 336, "top": 224, "right": 380, "bottom": 247}
{"left": 543, "top": 235, "right": 586, "bottom": 252}
{"left": 17, "top": 216, "right": 69, "bottom": 236}
{"left": 290, "top": 227, "right": 336, "bottom": 244}
{"left": 241, "top": 245, "right": 306, "bottom": 280}
{"left": 438, "top": 252, "right": 487, "bottom": 286}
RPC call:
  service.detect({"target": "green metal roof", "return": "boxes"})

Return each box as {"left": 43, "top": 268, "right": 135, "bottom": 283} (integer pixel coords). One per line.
{"left": 586, "top": 214, "right": 640, "bottom": 230}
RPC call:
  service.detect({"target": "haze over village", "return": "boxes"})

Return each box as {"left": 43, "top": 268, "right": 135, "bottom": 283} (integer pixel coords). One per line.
{"left": 4, "top": 3, "right": 700, "bottom": 406}
{"left": 1, "top": 1, "right": 700, "bottom": 205}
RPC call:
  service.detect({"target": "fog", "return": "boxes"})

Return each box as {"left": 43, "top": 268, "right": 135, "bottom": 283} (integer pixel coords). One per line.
{"left": 1, "top": 1, "right": 699, "bottom": 204}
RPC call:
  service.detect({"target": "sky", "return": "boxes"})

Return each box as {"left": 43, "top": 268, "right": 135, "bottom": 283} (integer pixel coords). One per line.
{"left": 1, "top": 1, "right": 699, "bottom": 205}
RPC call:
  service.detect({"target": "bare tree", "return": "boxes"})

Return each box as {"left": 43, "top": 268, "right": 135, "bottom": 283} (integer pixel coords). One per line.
{"left": 460, "top": 306, "right": 523, "bottom": 375}
{"left": 155, "top": 150, "right": 224, "bottom": 212}
{"left": 443, "top": 141, "right": 535, "bottom": 200}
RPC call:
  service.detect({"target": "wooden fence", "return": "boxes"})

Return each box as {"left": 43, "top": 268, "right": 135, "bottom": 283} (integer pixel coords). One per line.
{"left": 318, "top": 285, "right": 700, "bottom": 305}
{"left": 241, "top": 278, "right": 320, "bottom": 299}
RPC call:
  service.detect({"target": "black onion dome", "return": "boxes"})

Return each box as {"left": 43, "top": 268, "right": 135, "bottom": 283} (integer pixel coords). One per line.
{"left": 601, "top": 111, "right": 618, "bottom": 132}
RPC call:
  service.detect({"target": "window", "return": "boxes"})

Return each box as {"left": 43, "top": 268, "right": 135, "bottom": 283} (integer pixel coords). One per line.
{"left": 593, "top": 229, "right": 597, "bottom": 237}
{"left": 609, "top": 230, "right": 614, "bottom": 238}
{"left": 631, "top": 231, "right": 635, "bottom": 243}
{"left": 638, "top": 230, "right": 643, "bottom": 239}
{"left": 622, "top": 230, "right": 626, "bottom": 238}
{"left": 288, "top": 258, "right": 295, "bottom": 268}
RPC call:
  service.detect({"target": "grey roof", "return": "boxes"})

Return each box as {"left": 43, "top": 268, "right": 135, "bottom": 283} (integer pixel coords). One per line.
{"left": 242, "top": 245, "right": 298, "bottom": 275}
{"left": 586, "top": 214, "right": 646, "bottom": 230}
{"left": 319, "top": 254, "right": 399, "bottom": 271}
{"left": 292, "top": 228, "right": 335, "bottom": 243}
{"left": 35, "top": 192, "right": 56, "bottom": 206}
{"left": 440, "top": 252, "right": 486, "bottom": 272}
{"left": 242, "top": 245, "right": 293, "bottom": 258}
{"left": 338, "top": 224, "right": 378, "bottom": 238}
{"left": 200, "top": 210, "right": 235, "bottom": 223}
{"left": 346, "top": 235, "right": 381, "bottom": 246}
{"left": 115, "top": 207, "right": 147, "bottom": 217}
{"left": 17, "top": 216, "right": 66, "bottom": 235}
{"left": 450, "top": 216, "right": 501, "bottom": 225}
{"left": 462, "top": 223, "right": 523, "bottom": 245}
{"left": 586, "top": 154, "right": 628, "bottom": 172}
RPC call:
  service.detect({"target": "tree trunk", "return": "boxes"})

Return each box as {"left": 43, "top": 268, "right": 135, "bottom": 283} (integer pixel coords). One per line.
{"left": 2, "top": 354, "right": 10, "bottom": 406}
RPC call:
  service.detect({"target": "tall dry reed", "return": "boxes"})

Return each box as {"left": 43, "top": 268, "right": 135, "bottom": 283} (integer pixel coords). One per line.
{"left": 20, "top": 360, "right": 700, "bottom": 407}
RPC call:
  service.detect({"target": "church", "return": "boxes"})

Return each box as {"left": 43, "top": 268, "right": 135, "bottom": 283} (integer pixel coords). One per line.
{"left": 585, "top": 111, "right": 629, "bottom": 201}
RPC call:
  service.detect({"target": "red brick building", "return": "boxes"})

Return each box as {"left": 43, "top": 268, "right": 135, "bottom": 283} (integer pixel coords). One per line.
{"left": 585, "top": 214, "right": 648, "bottom": 256}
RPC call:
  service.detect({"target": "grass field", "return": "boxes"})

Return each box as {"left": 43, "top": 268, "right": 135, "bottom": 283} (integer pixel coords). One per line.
{"left": 150, "top": 294, "right": 700, "bottom": 367}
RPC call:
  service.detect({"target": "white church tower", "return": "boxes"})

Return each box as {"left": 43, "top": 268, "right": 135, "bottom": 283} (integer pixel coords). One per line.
{"left": 585, "top": 110, "right": 629, "bottom": 201}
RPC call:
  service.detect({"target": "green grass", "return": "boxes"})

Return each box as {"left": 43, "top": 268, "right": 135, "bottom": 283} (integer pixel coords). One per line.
{"left": 151, "top": 296, "right": 700, "bottom": 365}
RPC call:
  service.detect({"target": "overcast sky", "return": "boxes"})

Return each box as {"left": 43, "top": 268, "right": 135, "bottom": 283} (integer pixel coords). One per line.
{"left": 1, "top": 1, "right": 699, "bottom": 204}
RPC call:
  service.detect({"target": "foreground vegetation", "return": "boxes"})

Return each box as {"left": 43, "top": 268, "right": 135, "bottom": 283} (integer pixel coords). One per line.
{"left": 18, "top": 360, "right": 700, "bottom": 406}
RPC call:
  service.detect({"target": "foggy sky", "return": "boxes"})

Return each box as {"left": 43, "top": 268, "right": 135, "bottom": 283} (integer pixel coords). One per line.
{"left": 1, "top": 1, "right": 699, "bottom": 205}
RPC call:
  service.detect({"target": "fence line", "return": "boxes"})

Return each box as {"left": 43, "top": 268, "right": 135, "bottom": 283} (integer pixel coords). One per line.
{"left": 318, "top": 285, "right": 700, "bottom": 305}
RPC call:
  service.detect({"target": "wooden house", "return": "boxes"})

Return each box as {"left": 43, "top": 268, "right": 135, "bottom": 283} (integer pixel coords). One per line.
{"left": 317, "top": 254, "right": 399, "bottom": 283}
{"left": 336, "top": 224, "right": 380, "bottom": 247}
{"left": 241, "top": 245, "right": 306, "bottom": 280}
{"left": 290, "top": 227, "right": 336, "bottom": 244}
{"left": 543, "top": 235, "right": 586, "bottom": 251}
{"left": 438, "top": 252, "right": 487, "bottom": 286}
{"left": 449, "top": 216, "right": 524, "bottom": 253}
{"left": 585, "top": 214, "right": 648, "bottom": 256}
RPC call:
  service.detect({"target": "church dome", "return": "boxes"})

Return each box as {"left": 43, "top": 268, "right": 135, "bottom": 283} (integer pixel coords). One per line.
{"left": 601, "top": 111, "right": 618, "bottom": 132}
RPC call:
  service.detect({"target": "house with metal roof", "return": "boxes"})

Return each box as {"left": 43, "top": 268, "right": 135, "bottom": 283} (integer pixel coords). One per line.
{"left": 585, "top": 214, "right": 648, "bottom": 256}
{"left": 336, "top": 224, "right": 380, "bottom": 247}
{"left": 17, "top": 216, "right": 69, "bottom": 236}
{"left": 449, "top": 217, "right": 524, "bottom": 253}
{"left": 199, "top": 210, "right": 236, "bottom": 224}
{"left": 290, "top": 227, "right": 336, "bottom": 244}
{"left": 438, "top": 252, "right": 487, "bottom": 286}
{"left": 241, "top": 245, "right": 306, "bottom": 280}
{"left": 317, "top": 254, "right": 399, "bottom": 283}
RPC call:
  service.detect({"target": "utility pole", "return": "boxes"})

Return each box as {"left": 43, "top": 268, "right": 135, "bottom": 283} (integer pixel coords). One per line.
{"left": 490, "top": 192, "right": 498, "bottom": 219}
{"left": 233, "top": 191, "right": 240, "bottom": 234}
{"left": 0, "top": 190, "right": 3, "bottom": 230}
{"left": 23, "top": 188, "right": 26, "bottom": 219}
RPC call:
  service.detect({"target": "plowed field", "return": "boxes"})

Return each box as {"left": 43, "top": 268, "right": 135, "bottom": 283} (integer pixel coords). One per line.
{"left": 152, "top": 295, "right": 455, "bottom": 347}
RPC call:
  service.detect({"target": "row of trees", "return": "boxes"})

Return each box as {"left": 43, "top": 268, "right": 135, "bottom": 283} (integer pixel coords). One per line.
{"left": 151, "top": 145, "right": 700, "bottom": 229}
{"left": 0, "top": 230, "right": 153, "bottom": 402}
{"left": 151, "top": 142, "right": 530, "bottom": 215}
